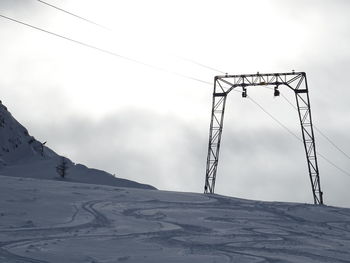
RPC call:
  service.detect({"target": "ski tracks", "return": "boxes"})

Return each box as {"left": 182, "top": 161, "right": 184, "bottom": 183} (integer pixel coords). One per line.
{"left": 0, "top": 199, "right": 111, "bottom": 262}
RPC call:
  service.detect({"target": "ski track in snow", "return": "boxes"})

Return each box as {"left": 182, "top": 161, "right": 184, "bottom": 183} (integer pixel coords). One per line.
{"left": 1, "top": 176, "right": 350, "bottom": 262}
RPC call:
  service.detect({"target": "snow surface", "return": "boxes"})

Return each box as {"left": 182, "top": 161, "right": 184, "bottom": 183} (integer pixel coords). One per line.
{"left": 1, "top": 175, "right": 350, "bottom": 263}
{"left": 0, "top": 102, "right": 155, "bottom": 190}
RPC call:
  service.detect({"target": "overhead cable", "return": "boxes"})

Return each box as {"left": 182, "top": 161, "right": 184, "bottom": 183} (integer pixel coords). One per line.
{"left": 35, "top": 0, "right": 226, "bottom": 75}
{"left": 0, "top": 14, "right": 212, "bottom": 86}
{"left": 248, "top": 95, "right": 350, "bottom": 177}
{"left": 248, "top": 96, "right": 300, "bottom": 141}
{"left": 280, "top": 93, "right": 350, "bottom": 161}
{"left": 176, "top": 56, "right": 226, "bottom": 74}
{"left": 36, "top": 0, "right": 110, "bottom": 30}
{"left": 259, "top": 86, "right": 350, "bottom": 162}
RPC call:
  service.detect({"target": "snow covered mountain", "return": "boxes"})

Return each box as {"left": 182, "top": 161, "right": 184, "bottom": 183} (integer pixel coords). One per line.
{"left": 1, "top": 101, "right": 350, "bottom": 262}
{"left": 0, "top": 101, "right": 155, "bottom": 190}
{"left": 1, "top": 175, "right": 350, "bottom": 262}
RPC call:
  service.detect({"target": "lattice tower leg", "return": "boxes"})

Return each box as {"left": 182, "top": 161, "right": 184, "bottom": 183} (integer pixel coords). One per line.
{"left": 295, "top": 84, "right": 323, "bottom": 204}
{"left": 204, "top": 92, "right": 227, "bottom": 194}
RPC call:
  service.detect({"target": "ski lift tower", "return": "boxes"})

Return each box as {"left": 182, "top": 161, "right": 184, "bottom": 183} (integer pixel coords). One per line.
{"left": 204, "top": 72, "right": 323, "bottom": 205}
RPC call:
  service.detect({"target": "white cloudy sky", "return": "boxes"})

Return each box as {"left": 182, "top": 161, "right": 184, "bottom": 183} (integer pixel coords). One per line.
{"left": 1, "top": 0, "right": 350, "bottom": 207}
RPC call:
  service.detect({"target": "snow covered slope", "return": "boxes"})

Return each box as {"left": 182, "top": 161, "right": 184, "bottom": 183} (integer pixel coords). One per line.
{"left": 1, "top": 175, "right": 350, "bottom": 263}
{"left": 0, "top": 101, "right": 155, "bottom": 190}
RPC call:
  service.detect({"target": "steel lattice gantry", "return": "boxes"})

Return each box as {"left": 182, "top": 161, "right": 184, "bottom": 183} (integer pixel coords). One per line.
{"left": 204, "top": 72, "right": 323, "bottom": 205}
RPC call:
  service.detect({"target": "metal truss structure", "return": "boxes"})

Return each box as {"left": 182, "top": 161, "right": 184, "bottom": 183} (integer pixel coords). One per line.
{"left": 204, "top": 72, "right": 323, "bottom": 205}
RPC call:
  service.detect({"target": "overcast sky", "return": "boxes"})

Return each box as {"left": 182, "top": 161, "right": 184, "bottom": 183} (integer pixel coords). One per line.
{"left": 1, "top": 0, "right": 350, "bottom": 207}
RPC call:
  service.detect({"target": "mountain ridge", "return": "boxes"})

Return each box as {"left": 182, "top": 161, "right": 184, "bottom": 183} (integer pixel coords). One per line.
{"left": 0, "top": 100, "right": 155, "bottom": 190}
